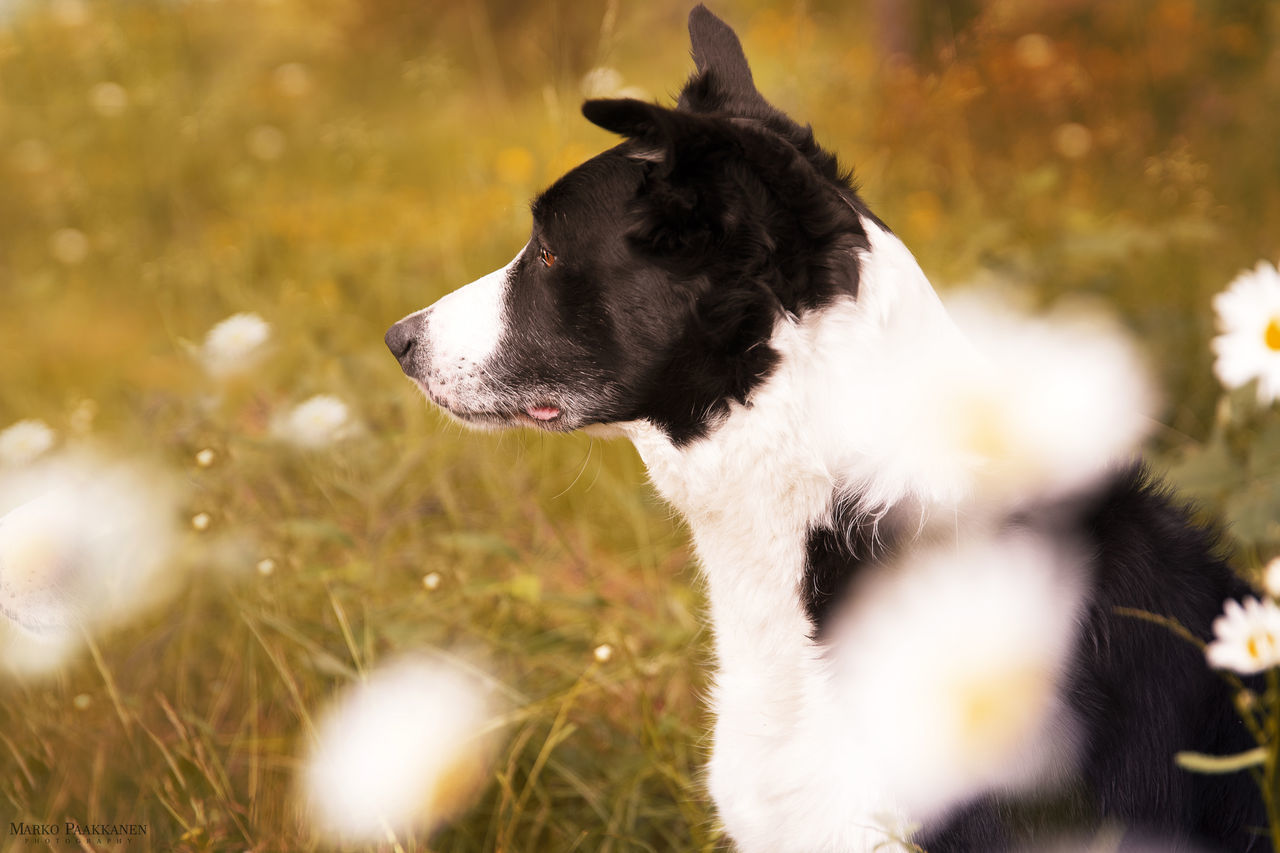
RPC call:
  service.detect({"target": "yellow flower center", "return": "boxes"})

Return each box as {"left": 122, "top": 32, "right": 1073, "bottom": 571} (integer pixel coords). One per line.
{"left": 956, "top": 665, "right": 1051, "bottom": 761}
{"left": 1265, "top": 317, "right": 1280, "bottom": 352}
{"left": 1247, "top": 631, "right": 1276, "bottom": 662}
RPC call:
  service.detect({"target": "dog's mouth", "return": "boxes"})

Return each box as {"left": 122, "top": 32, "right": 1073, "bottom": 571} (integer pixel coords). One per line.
{"left": 525, "top": 405, "right": 561, "bottom": 422}
{"left": 412, "top": 379, "right": 568, "bottom": 430}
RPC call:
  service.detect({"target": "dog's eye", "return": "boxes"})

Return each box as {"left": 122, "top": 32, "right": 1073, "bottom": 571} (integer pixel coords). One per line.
{"left": 538, "top": 247, "right": 556, "bottom": 268}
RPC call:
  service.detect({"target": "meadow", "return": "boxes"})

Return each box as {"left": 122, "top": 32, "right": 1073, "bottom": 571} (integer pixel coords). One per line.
{"left": 1, "top": 0, "right": 1278, "bottom": 850}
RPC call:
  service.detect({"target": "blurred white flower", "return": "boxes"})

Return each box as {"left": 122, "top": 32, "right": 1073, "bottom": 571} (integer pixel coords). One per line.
{"left": 0, "top": 452, "right": 182, "bottom": 676}
{"left": 256, "top": 558, "right": 275, "bottom": 576}
{"left": 957, "top": 298, "right": 1154, "bottom": 502}
{"left": 200, "top": 312, "right": 271, "bottom": 379}
{"left": 578, "top": 67, "right": 650, "bottom": 102}
{"left": 593, "top": 643, "right": 613, "bottom": 663}
{"left": 89, "top": 82, "right": 128, "bottom": 117}
{"left": 195, "top": 448, "right": 216, "bottom": 468}
{"left": 869, "top": 292, "right": 1155, "bottom": 510}
{"left": 580, "top": 66, "right": 624, "bottom": 98}
{"left": 1264, "top": 556, "right": 1280, "bottom": 600}
{"left": 422, "top": 571, "right": 441, "bottom": 590}
{"left": 50, "top": 228, "right": 89, "bottom": 265}
{"left": 275, "top": 395, "right": 356, "bottom": 448}
{"left": 1206, "top": 597, "right": 1280, "bottom": 675}
{"left": 191, "top": 512, "right": 211, "bottom": 532}
{"left": 0, "top": 621, "right": 81, "bottom": 679}
{"left": 1211, "top": 260, "right": 1280, "bottom": 404}
{"left": 247, "top": 124, "right": 286, "bottom": 161}
{"left": 272, "top": 62, "right": 312, "bottom": 97}
{"left": 0, "top": 420, "right": 55, "bottom": 466}
{"left": 827, "top": 529, "right": 1084, "bottom": 822}
{"left": 0, "top": 498, "right": 82, "bottom": 634}
{"left": 302, "top": 657, "right": 502, "bottom": 842}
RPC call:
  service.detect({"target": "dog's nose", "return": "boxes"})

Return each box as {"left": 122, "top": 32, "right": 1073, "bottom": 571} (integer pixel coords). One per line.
{"left": 384, "top": 315, "right": 422, "bottom": 371}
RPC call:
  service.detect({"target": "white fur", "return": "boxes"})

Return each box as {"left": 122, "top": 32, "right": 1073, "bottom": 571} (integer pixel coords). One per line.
{"left": 621, "top": 220, "right": 1085, "bottom": 852}
{"left": 402, "top": 249, "right": 521, "bottom": 413}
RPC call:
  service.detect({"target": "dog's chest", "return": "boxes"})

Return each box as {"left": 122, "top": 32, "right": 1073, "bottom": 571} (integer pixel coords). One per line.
{"left": 626, "top": 421, "right": 915, "bottom": 852}
{"left": 692, "top": 528, "right": 915, "bottom": 853}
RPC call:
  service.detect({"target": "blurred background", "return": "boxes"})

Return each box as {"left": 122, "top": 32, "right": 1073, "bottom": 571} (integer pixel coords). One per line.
{"left": 0, "top": 0, "right": 1277, "bottom": 850}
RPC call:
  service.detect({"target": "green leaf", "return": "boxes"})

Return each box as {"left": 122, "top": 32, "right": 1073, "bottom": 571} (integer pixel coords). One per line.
{"left": 1175, "top": 747, "right": 1268, "bottom": 774}
{"left": 1224, "top": 479, "right": 1280, "bottom": 546}
{"left": 1248, "top": 419, "right": 1280, "bottom": 479}
{"left": 1163, "top": 437, "right": 1244, "bottom": 500}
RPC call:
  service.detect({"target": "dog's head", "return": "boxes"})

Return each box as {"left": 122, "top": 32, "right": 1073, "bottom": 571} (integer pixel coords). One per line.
{"left": 386, "top": 5, "right": 878, "bottom": 445}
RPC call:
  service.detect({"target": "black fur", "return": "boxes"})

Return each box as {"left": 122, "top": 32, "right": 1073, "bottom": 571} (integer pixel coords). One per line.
{"left": 914, "top": 467, "right": 1266, "bottom": 851}
{"left": 803, "top": 503, "right": 906, "bottom": 634}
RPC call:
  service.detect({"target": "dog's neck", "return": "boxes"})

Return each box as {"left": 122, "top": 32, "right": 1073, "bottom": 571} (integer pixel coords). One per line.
{"left": 624, "top": 221, "right": 967, "bottom": 660}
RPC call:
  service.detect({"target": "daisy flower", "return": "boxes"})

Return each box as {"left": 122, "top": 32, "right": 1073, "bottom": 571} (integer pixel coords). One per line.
{"left": 826, "top": 529, "right": 1085, "bottom": 822}
{"left": 0, "top": 452, "right": 181, "bottom": 676}
{"left": 1211, "top": 261, "right": 1280, "bottom": 405}
{"left": 274, "top": 395, "right": 356, "bottom": 448}
{"left": 859, "top": 291, "right": 1155, "bottom": 511}
{"left": 1206, "top": 597, "right": 1280, "bottom": 675}
{"left": 0, "top": 496, "right": 82, "bottom": 635}
{"left": 0, "top": 420, "right": 56, "bottom": 466}
{"left": 200, "top": 312, "right": 271, "bottom": 379}
{"left": 301, "top": 657, "right": 502, "bottom": 842}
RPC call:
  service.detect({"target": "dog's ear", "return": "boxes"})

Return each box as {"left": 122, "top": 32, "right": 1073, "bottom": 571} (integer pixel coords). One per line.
{"left": 582, "top": 98, "right": 697, "bottom": 168}
{"left": 582, "top": 98, "right": 669, "bottom": 140}
{"left": 688, "top": 6, "right": 757, "bottom": 98}
{"left": 680, "top": 5, "right": 768, "bottom": 116}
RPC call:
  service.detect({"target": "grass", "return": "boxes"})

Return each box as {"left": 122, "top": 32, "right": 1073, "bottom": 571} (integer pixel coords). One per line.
{"left": 0, "top": 0, "right": 1278, "bottom": 850}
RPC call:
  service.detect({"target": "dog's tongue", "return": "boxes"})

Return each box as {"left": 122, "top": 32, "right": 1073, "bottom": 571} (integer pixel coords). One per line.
{"left": 527, "top": 406, "right": 561, "bottom": 421}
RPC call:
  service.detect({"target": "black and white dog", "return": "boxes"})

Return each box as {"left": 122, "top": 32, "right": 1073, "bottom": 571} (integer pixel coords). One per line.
{"left": 386, "top": 7, "right": 1262, "bottom": 851}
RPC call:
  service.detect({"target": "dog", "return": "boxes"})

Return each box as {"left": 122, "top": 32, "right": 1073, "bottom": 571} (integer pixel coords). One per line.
{"left": 386, "top": 6, "right": 1263, "bottom": 851}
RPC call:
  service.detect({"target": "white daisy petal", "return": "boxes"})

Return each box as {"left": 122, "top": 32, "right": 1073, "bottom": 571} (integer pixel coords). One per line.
{"left": 273, "top": 395, "right": 355, "bottom": 449}
{"left": 0, "top": 421, "right": 56, "bottom": 466}
{"left": 0, "top": 453, "right": 182, "bottom": 677}
{"left": 301, "top": 657, "right": 502, "bottom": 842}
{"left": 1205, "top": 596, "right": 1280, "bottom": 675}
{"left": 826, "top": 529, "right": 1086, "bottom": 822}
{"left": 1210, "top": 262, "right": 1280, "bottom": 403}
{"left": 200, "top": 312, "right": 271, "bottom": 379}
